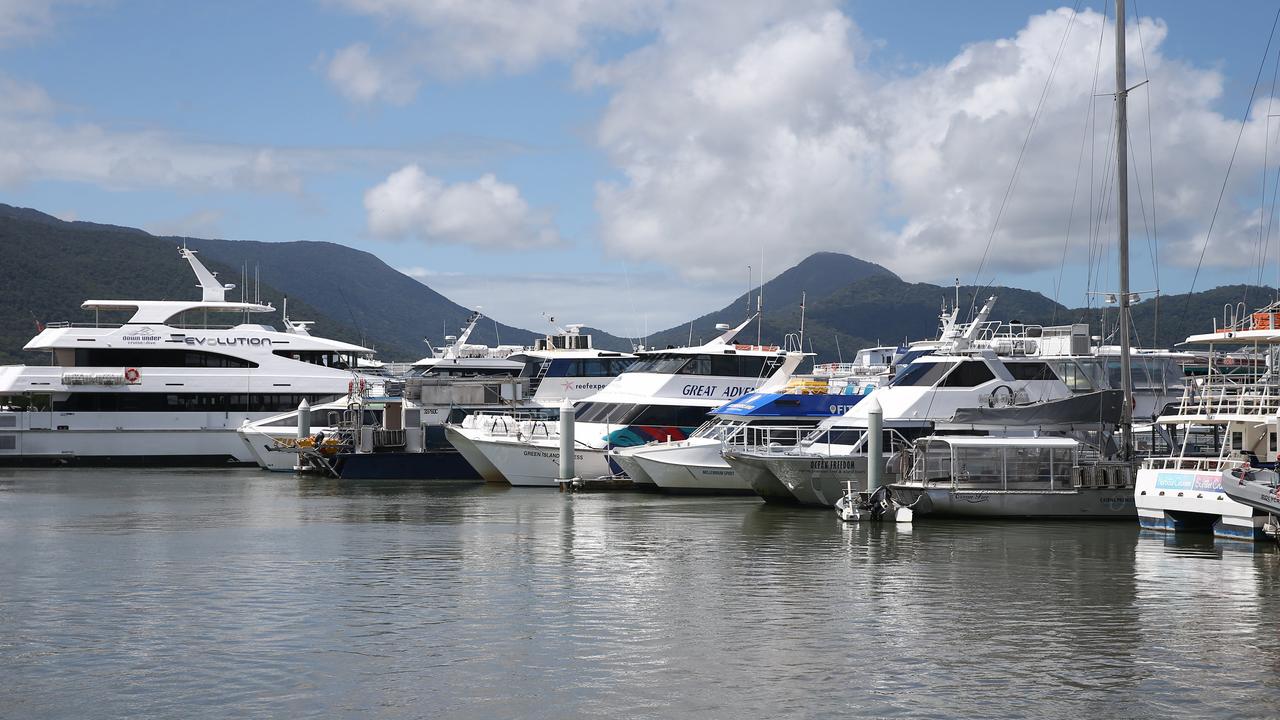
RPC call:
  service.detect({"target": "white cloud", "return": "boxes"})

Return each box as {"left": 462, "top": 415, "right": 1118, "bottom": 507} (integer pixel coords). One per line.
{"left": 324, "top": 0, "right": 662, "bottom": 102}
{"left": 364, "top": 164, "right": 562, "bottom": 249}
{"left": 0, "top": 72, "right": 512, "bottom": 195}
{"left": 325, "top": 42, "right": 418, "bottom": 105}
{"left": 585, "top": 4, "right": 1280, "bottom": 287}
{"left": 0, "top": 0, "right": 77, "bottom": 46}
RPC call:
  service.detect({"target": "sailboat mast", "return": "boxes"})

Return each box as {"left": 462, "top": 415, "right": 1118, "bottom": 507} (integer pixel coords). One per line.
{"left": 1116, "top": 0, "right": 1134, "bottom": 458}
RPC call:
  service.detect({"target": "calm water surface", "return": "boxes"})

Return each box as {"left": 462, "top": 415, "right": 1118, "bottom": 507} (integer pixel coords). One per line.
{"left": 1, "top": 468, "right": 1278, "bottom": 719}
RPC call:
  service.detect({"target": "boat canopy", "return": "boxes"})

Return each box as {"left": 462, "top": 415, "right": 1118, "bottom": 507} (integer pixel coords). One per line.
{"left": 949, "top": 390, "right": 1123, "bottom": 427}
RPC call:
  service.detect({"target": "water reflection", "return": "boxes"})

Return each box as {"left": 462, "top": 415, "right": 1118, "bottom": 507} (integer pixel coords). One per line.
{"left": 0, "top": 468, "right": 1277, "bottom": 719}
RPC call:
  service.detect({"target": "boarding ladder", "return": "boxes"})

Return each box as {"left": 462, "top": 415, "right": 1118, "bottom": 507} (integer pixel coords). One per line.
{"left": 528, "top": 359, "right": 551, "bottom": 396}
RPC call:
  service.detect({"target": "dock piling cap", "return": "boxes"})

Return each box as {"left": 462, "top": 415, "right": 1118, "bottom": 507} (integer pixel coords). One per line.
{"left": 864, "top": 394, "right": 882, "bottom": 413}
{"left": 561, "top": 398, "right": 574, "bottom": 411}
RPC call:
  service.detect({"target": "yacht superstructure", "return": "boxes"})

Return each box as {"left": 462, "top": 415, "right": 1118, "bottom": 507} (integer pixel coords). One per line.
{"left": 0, "top": 247, "right": 376, "bottom": 465}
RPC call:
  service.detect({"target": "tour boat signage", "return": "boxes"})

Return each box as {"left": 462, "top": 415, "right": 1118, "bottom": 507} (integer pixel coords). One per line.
{"left": 120, "top": 327, "right": 161, "bottom": 345}
{"left": 183, "top": 336, "right": 273, "bottom": 347}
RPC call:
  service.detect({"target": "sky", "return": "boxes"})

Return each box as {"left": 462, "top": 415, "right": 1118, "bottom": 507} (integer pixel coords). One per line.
{"left": 2, "top": 0, "right": 1280, "bottom": 340}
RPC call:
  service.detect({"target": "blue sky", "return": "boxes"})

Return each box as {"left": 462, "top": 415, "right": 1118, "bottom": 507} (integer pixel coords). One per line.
{"left": 2, "top": 1, "right": 1279, "bottom": 343}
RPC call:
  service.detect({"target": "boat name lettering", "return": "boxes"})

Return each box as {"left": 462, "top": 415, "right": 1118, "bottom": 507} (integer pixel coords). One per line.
{"left": 522, "top": 449, "right": 583, "bottom": 460}
{"left": 1153, "top": 471, "right": 1222, "bottom": 492}
{"left": 682, "top": 384, "right": 753, "bottom": 398}
{"left": 828, "top": 404, "right": 857, "bottom": 414}
{"left": 811, "top": 459, "right": 859, "bottom": 471}
{"left": 183, "top": 337, "right": 273, "bottom": 347}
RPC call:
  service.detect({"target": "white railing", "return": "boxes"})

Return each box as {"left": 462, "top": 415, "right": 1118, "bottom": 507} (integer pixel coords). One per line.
{"left": 1167, "top": 376, "right": 1280, "bottom": 418}
{"left": 1141, "top": 456, "right": 1244, "bottom": 473}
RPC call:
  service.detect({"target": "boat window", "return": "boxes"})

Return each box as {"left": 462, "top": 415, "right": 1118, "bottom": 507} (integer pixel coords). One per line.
{"left": 891, "top": 361, "right": 956, "bottom": 387}
{"left": 578, "top": 359, "right": 609, "bottom": 377}
{"left": 73, "top": 348, "right": 259, "bottom": 369}
{"left": 1005, "top": 362, "right": 1059, "bottom": 382}
{"left": 616, "top": 404, "right": 710, "bottom": 427}
{"left": 940, "top": 361, "right": 996, "bottom": 387}
{"left": 518, "top": 359, "right": 547, "bottom": 377}
{"left": 807, "top": 429, "right": 865, "bottom": 445}
{"left": 608, "top": 358, "right": 636, "bottom": 375}
{"left": 1050, "top": 361, "right": 1096, "bottom": 392}
{"left": 271, "top": 350, "right": 355, "bottom": 369}
{"left": 627, "top": 354, "right": 688, "bottom": 374}
{"left": 678, "top": 355, "right": 714, "bottom": 375}
{"left": 544, "top": 359, "right": 581, "bottom": 377}
{"left": 52, "top": 393, "right": 338, "bottom": 413}
{"left": 576, "top": 402, "right": 636, "bottom": 424}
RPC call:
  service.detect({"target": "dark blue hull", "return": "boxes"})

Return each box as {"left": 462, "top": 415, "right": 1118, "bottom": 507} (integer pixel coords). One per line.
{"left": 331, "top": 450, "right": 484, "bottom": 481}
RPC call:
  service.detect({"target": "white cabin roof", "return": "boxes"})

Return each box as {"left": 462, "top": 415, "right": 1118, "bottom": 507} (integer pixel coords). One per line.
{"left": 1181, "top": 329, "right": 1280, "bottom": 346}
{"left": 920, "top": 436, "right": 1079, "bottom": 449}
{"left": 81, "top": 300, "right": 275, "bottom": 325}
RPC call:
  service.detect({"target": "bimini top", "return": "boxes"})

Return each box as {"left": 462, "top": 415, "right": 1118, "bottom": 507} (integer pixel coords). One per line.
{"left": 713, "top": 391, "right": 864, "bottom": 418}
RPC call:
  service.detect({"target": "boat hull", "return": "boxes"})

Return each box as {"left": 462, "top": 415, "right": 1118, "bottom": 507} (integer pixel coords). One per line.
{"left": 756, "top": 453, "right": 866, "bottom": 507}
{"left": 331, "top": 450, "right": 483, "bottom": 481}
{"left": 891, "top": 484, "right": 1136, "bottom": 518}
{"left": 0, "top": 418, "right": 261, "bottom": 466}
{"left": 1134, "top": 466, "right": 1269, "bottom": 540}
{"left": 628, "top": 442, "right": 753, "bottom": 494}
{"left": 445, "top": 425, "right": 508, "bottom": 483}
{"left": 722, "top": 451, "right": 798, "bottom": 504}
{"left": 468, "top": 436, "right": 613, "bottom": 487}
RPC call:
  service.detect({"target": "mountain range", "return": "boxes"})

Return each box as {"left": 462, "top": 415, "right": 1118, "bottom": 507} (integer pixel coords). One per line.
{"left": 0, "top": 203, "right": 1270, "bottom": 365}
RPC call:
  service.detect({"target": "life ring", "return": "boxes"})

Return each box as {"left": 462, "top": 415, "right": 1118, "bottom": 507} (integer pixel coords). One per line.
{"left": 124, "top": 367, "right": 140, "bottom": 383}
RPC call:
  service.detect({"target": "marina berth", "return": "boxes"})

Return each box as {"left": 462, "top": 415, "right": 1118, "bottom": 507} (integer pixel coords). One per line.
{"left": 723, "top": 297, "right": 1187, "bottom": 507}
{"left": 242, "top": 322, "right": 634, "bottom": 475}
{"left": 442, "top": 325, "right": 636, "bottom": 482}
{"left": 447, "top": 316, "right": 806, "bottom": 487}
{"left": 888, "top": 391, "right": 1137, "bottom": 517}
{"left": 0, "top": 247, "right": 378, "bottom": 466}
{"left": 1134, "top": 303, "right": 1280, "bottom": 541}
{"left": 611, "top": 353, "right": 896, "bottom": 494}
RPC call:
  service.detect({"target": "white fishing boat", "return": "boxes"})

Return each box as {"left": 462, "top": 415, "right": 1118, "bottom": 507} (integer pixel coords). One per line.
{"left": 448, "top": 317, "right": 806, "bottom": 487}
{"left": 0, "top": 247, "right": 376, "bottom": 465}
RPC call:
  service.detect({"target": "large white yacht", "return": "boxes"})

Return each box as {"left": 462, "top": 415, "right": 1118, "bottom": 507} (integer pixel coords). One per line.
{"left": 448, "top": 317, "right": 806, "bottom": 487}
{"left": 0, "top": 247, "right": 376, "bottom": 465}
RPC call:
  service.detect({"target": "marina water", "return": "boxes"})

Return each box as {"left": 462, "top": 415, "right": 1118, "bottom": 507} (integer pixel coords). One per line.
{"left": 3, "top": 469, "right": 1278, "bottom": 718}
